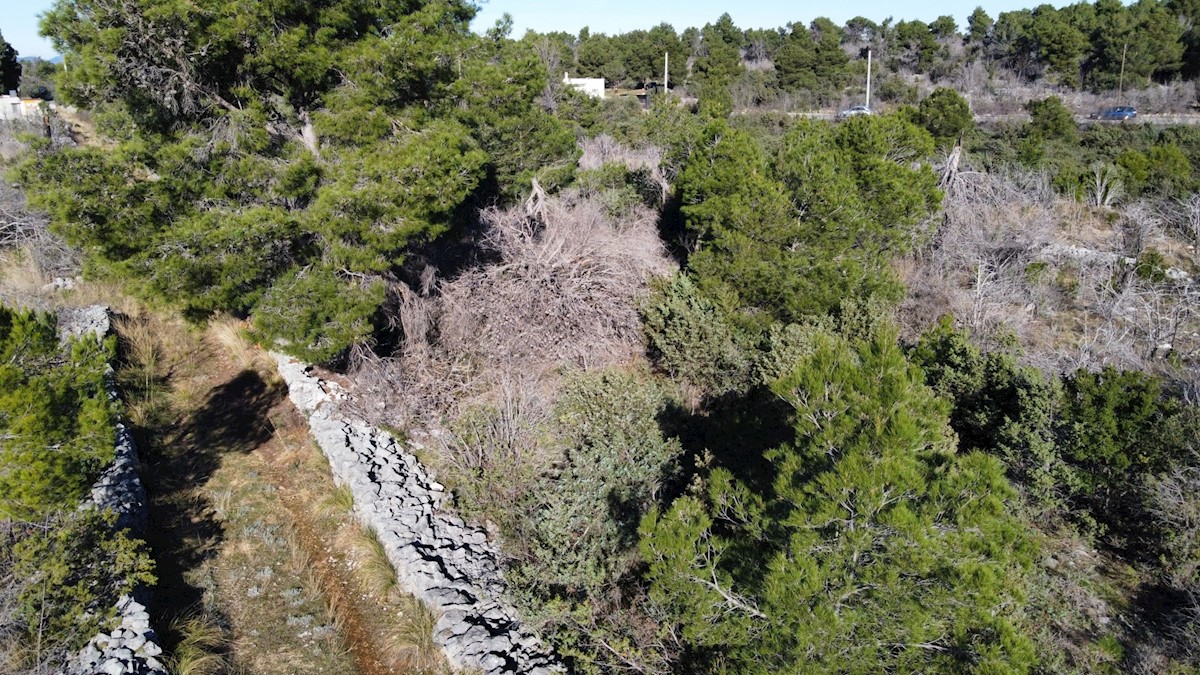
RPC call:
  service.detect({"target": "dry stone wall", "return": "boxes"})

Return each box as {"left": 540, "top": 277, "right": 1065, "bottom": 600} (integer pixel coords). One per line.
{"left": 272, "top": 354, "right": 562, "bottom": 675}
{"left": 56, "top": 306, "right": 166, "bottom": 675}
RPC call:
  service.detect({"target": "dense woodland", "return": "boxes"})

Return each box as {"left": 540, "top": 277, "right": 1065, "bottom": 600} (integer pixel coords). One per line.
{"left": 4, "top": 0, "right": 1200, "bottom": 672}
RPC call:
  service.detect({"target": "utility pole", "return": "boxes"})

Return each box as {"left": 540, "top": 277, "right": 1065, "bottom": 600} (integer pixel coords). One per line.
{"left": 1118, "top": 42, "right": 1128, "bottom": 106}
{"left": 866, "top": 48, "right": 872, "bottom": 109}
{"left": 664, "top": 51, "right": 669, "bottom": 93}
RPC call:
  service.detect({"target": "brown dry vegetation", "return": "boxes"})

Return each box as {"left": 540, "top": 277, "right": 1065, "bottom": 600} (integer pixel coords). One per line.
{"left": 352, "top": 178, "right": 675, "bottom": 435}
{"left": 900, "top": 166, "right": 1200, "bottom": 378}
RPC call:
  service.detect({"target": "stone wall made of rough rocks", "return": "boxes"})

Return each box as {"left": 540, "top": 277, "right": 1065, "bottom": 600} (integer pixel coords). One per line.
{"left": 57, "top": 306, "right": 167, "bottom": 675}
{"left": 272, "top": 353, "right": 563, "bottom": 675}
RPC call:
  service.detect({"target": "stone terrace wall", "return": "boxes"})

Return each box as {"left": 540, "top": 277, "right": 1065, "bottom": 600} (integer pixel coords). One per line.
{"left": 273, "top": 354, "right": 562, "bottom": 675}
{"left": 57, "top": 306, "right": 167, "bottom": 675}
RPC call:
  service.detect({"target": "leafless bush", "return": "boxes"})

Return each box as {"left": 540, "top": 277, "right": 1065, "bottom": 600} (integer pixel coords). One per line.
{"left": 1147, "top": 458, "right": 1200, "bottom": 584}
{"left": 0, "top": 119, "right": 43, "bottom": 163}
{"left": 1119, "top": 202, "right": 1163, "bottom": 257}
{"left": 438, "top": 189, "right": 672, "bottom": 371}
{"left": 1157, "top": 194, "right": 1200, "bottom": 268}
{"left": 902, "top": 165, "right": 1200, "bottom": 377}
{"left": 902, "top": 168, "right": 1058, "bottom": 345}
{"left": 0, "top": 177, "right": 79, "bottom": 279}
{"left": 419, "top": 374, "right": 564, "bottom": 524}
{"left": 967, "top": 77, "right": 1196, "bottom": 116}
{"left": 437, "top": 375, "right": 551, "bottom": 476}
{"left": 348, "top": 187, "right": 675, "bottom": 433}
{"left": 740, "top": 56, "right": 775, "bottom": 73}
{"left": 578, "top": 135, "right": 662, "bottom": 173}
{"left": 578, "top": 135, "right": 671, "bottom": 204}
{"left": 946, "top": 59, "right": 991, "bottom": 96}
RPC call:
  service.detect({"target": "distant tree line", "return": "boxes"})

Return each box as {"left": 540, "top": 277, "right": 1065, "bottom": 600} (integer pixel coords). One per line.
{"left": 521, "top": 0, "right": 1200, "bottom": 107}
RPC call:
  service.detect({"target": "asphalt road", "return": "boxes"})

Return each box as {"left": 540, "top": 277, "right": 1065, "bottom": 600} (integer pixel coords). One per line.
{"left": 787, "top": 111, "right": 1200, "bottom": 125}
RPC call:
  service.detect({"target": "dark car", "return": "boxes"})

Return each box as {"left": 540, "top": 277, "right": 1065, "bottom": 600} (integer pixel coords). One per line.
{"left": 1092, "top": 106, "right": 1137, "bottom": 121}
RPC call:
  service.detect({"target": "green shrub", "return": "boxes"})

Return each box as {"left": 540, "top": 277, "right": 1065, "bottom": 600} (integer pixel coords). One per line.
{"left": 0, "top": 306, "right": 118, "bottom": 520}
{"left": 517, "top": 370, "right": 682, "bottom": 591}
{"left": 916, "top": 87, "right": 974, "bottom": 146}
{"left": 909, "top": 316, "right": 1069, "bottom": 510}
{"left": 641, "top": 274, "right": 752, "bottom": 396}
{"left": 504, "top": 369, "right": 683, "bottom": 673}
{"left": 874, "top": 74, "right": 919, "bottom": 105}
{"left": 641, "top": 325, "right": 1039, "bottom": 671}
{"left": 252, "top": 266, "right": 385, "bottom": 363}
{"left": 1135, "top": 248, "right": 1169, "bottom": 282}
{"left": 1057, "top": 367, "right": 1195, "bottom": 540}
{"left": 11, "top": 509, "right": 156, "bottom": 653}
{"left": 1025, "top": 97, "right": 1077, "bottom": 143}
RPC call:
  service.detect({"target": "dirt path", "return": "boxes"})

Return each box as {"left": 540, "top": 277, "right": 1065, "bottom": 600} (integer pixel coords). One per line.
{"left": 257, "top": 404, "right": 395, "bottom": 675}
{"left": 118, "top": 316, "right": 377, "bottom": 674}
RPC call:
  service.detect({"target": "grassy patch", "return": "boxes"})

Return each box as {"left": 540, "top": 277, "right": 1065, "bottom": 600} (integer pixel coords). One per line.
{"left": 116, "top": 309, "right": 449, "bottom": 675}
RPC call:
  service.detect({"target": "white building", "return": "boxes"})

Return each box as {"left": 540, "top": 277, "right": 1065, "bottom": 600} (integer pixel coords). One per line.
{"left": 563, "top": 72, "right": 605, "bottom": 99}
{"left": 0, "top": 93, "right": 47, "bottom": 121}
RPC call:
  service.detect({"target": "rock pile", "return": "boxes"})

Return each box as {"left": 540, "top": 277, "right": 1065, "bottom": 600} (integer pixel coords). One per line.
{"left": 273, "top": 354, "right": 562, "bottom": 675}
{"left": 70, "top": 596, "right": 166, "bottom": 675}
{"left": 57, "top": 304, "right": 112, "bottom": 344}
{"left": 58, "top": 307, "right": 166, "bottom": 675}
{"left": 87, "top": 420, "right": 150, "bottom": 533}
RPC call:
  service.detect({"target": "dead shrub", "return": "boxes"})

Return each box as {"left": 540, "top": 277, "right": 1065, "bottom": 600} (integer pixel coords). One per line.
{"left": 436, "top": 189, "right": 672, "bottom": 374}
{"left": 345, "top": 188, "right": 675, "bottom": 491}
{"left": 578, "top": 135, "right": 662, "bottom": 173}
{"left": 902, "top": 166, "right": 1200, "bottom": 375}
{"left": 0, "top": 181, "right": 78, "bottom": 279}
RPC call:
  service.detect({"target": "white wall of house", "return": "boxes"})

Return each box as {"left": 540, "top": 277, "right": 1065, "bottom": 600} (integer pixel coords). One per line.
{"left": 0, "top": 95, "right": 47, "bottom": 121}
{"left": 563, "top": 73, "right": 605, "bottom": 99}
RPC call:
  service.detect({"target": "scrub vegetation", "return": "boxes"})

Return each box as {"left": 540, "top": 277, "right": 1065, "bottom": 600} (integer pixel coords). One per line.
{"left": 5, "top": 0, "right": 1200, "bottom": 672}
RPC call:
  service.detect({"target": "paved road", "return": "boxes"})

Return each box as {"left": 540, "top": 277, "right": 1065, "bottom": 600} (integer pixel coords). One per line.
{"left": 787, "top": 111, "right": 1200, "bottom": 125}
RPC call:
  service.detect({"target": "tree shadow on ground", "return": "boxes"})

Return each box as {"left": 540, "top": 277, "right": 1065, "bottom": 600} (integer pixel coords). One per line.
{"left": 667, "top": 386, "right": 793, "bottom": 500}
{"left": 135, "top": 368, "right": 285, "bottom": 652}
{"left": 1124, "top": 581, "right": 1194, "bottom": 662}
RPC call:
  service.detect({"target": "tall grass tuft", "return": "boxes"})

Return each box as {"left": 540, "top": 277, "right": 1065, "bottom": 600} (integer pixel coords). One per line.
{"left": 167, "top": 614, "right": 233, "bottom": 675}
{"left": 383, "top": 595, "right": 446, "bottom": 673}
{"left": 210, "top": 314, "right": 275, "bottom": 380}
{"left": 353, "top": 526, "right": 398, "bottom": 599}
{"left": 314, "top": 484, "right": 355, "bottom": 522}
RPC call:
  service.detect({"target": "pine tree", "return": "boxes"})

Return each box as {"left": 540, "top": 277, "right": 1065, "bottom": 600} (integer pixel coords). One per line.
{"left": 641, "top": 325, "right": 1039, "bottom": 672}
{"left": 0, "top": 30, "right": 18, "bottom": 93}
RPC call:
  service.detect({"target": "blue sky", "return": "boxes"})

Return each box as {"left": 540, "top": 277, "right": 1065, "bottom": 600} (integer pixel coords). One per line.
{"left": 5, "top": 0, "right": 1073, "bottom": 59}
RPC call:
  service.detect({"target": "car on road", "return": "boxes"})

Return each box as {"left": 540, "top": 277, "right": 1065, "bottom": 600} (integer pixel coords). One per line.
{"left": 836, "top": 105, "right": 872, "bottom": 120}
{"left": 1092, "top": 106, "right": 1137, "bottom": 121}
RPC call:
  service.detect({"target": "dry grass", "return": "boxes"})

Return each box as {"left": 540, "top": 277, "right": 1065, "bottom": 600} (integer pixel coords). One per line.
{"left": 167, "top": 615, "right": 236, "bottom": 675}
{"left": 327, "top": 523, "right": 449, "bottom": 675}
{"left": 197, "top": 444, "right": 358, "bottom": 675}
{"left": 0, "top": 241, "right": 135, "bottom": 318}
{"left": 314, "top": 484, "right": 354, "bottom": 521}
{"left": 210, "top": 314, "right": 276, "bottom": 378}
{"left": 107, "top": 310, "right": 363, "bottom": 675}
{"left": 0, "top": 247, "right": 57, "bottom": 312}
{"left": 379, "top": 594, "right": 444, "bottom": 673}
{"left": 351, "top": 527, "right": 399, "bottom": 599}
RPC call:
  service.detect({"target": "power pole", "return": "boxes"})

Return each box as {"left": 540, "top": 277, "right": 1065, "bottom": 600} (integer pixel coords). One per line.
{"left": 664, "top": 51, "right": 669, "bottom": 92}
{"left": 866, "top": 48, "right": 872, "bottom": 109}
